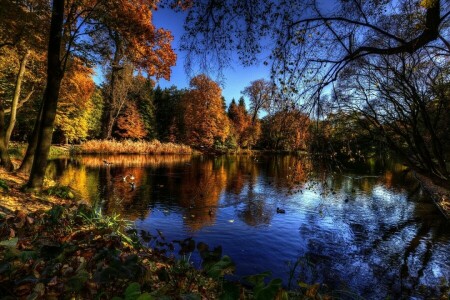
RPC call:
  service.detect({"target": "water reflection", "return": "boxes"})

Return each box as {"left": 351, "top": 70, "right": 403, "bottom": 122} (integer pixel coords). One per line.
{"left": 46, "top": 155, "right": 450, "bottom": 298}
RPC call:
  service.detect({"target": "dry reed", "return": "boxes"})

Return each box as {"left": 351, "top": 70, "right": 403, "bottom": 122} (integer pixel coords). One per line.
{"left": 77, "top": 140, "right": 193, "bottom": 155}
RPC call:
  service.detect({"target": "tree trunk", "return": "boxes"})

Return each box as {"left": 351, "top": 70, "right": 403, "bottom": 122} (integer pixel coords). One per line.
{"left": 17, "top": 101, "right": 43, "bottom": 174}
{"left": 101, "top": 103, "right": 115, "bottom": 139}
{"left": 26, "top": 0, "right": 65, "bottom": 190}
{"left": 0, "top": 108, "right": 14, "bottom": 171}
{"left": 100, "top": 35, "right": 123, "bottom": 140}
{"left": 6, "top": 50, "right": 30, "bottom": 147}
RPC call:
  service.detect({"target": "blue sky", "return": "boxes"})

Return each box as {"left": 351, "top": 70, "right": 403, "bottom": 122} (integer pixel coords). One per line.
{"left": 152, "top": 8, "right": 271, "bottom": 105}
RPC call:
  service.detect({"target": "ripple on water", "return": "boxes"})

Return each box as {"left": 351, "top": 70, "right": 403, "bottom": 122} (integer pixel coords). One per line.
{"left": 48, "top": 155, "right": 450, "bottom": 298}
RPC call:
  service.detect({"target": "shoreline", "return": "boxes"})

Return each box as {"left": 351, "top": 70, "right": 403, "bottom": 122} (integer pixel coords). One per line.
{"left": 413, "top": 171, "right": 450, "bottom": 219}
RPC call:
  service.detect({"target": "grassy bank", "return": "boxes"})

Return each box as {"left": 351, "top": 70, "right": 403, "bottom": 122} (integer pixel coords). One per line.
{"left": 8, "top": 143, "right": 72, "bottom": 160}
{"left": 77, "top": 140, "right": 193, "bottom": 155}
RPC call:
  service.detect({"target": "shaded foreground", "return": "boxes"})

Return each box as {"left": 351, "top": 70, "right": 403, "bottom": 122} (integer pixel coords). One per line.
{"left": 0, "top": 205, "right": 222, "bottom": 299}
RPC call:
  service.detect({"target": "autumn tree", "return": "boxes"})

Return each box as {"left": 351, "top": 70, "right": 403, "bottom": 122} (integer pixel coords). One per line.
{"left": 129, "top": 75, "right": 157, "bottom": 139}
{"left": 24, "top": 0, "right": 176, "bottom": 189}
{"left": 242, "top": 79, "right": 273, "bottom": 123}
{"left": 114, "top": 101, "right": 147, "bottom": 139}
{"left": 178, "top": 0, "right": 450, "bottom": 188}
{"left": 0, "top": 0, "right": 48, "bottom": 170}
{"left": 182, "top": 74, "right": 230, "bottom": 149}
{"left": 90, "top": 1, "right": 176, "bottom": 139}
{"left": 54, "top": 60, "right": 95, "bottom": 143}
{"left": 0, "top": 0, "right": 48, "bottom": 51}
{"left": 260, "top": 109, "right": 310, "bottom": 151}
{"left": 228, "top": 97, "right": 260, "bottom": 149}
{"left": 100, "top": 63, "right": 134, "bottom": 139}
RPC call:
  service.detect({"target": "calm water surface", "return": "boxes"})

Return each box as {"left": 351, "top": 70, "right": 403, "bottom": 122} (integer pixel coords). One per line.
{"left": 47, "top": 154, "right": 449, "bottom": 299}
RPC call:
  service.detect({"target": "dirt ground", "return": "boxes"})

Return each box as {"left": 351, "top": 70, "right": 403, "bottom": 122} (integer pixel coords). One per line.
{"left": 0, "top": 169, "right": 72, "bottom": 215}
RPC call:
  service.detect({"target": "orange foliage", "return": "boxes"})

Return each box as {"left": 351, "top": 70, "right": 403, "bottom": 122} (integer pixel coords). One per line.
{"left": 263, "top": 110, "right": 310, "bottom": 151}
{"left": 91, "top": 0, "right": 176, "bottom": 80}
{"left": 228, "top": 99, "right": 261, "bottom": 149}
{"left": 115, "top": 101, "right": 147, "bottom": 139}
{"left": 182, "top": 75, "right": 230, "bottom": 148}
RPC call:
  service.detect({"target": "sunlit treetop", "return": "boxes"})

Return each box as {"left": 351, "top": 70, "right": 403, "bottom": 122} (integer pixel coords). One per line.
{"left": 175, "top": 0, "right": 449, "bottom": 103}
{"left": 52, "top": 0, "right": 176, "bottom": 80}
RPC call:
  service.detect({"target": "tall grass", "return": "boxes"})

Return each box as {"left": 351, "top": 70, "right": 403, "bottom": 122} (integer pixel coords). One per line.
{"left": 77, "top": 139, "right": 193, "bottom": 155}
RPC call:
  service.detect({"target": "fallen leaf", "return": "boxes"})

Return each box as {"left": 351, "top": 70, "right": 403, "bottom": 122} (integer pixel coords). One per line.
{"left": 48, "top": 276, "right": 58, "bottom": 286}
{"left": 26, "top": 216, "right": 34, "bottom": 225}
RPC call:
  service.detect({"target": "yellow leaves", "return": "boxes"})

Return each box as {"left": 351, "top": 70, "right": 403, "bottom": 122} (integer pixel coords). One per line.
{"left": 55, "top": 59, "right": 95, "bottom": 142}
{"left": 420, "top": 0, "right": 438, "bottom": 8}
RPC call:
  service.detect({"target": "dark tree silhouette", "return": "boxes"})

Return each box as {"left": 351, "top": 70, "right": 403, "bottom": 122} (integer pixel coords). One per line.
{"left": 180, "top": 0, "right": 449, "bottom": 101}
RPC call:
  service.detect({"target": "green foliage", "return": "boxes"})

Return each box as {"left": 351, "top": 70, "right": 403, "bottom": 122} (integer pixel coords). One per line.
{"left": 213, "top": 137, "right": 228, "bottom": 152}
{"left": 0, "top": 237, "right": 18, "bottom": 248}
{"left": 48, "top": 145, "right": 70, "bottom": 158}
{"left": 112, "top": 282, "right": 154, "bottom": 300}
{"left": 244, "top": 272, "right": 284, "bottom": 300}
{"left": 131, "top": 77, "right": 157, "bottom": 140}
{"left": 66, "top": 269, "right": 90, "bottom": 292}
{"left": 7, "top": 143, "right": 25, "bottom": 158}
{"left": 0, "top": 179, "right": 9, "bottom": 191}
{"left": 224, "top": 135, "right": 238, "bottom": 150}
{"left": 197, "top": 242, "right": 234, "bottom": 278}
{"left": 153, "top": 85, "right": 186, "bottom": 142}
{"left": 45, "top": 185, "right": 75, "bottom": 199}
{"left": 205, "top": 256, "right": 235, "bottom": 279}
{"left": 87, "top": 88, "right": 104, "bottom": 139}
{"left": 220, "top": 282, "right": 241, "bottom": 300}
{"left": 94, "top": 252, "right": 142, "bottom": 283}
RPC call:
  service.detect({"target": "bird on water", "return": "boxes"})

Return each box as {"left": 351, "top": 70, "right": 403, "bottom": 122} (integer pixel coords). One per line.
{"left": 276, "top": 207, "right": 286, "bottom": 214}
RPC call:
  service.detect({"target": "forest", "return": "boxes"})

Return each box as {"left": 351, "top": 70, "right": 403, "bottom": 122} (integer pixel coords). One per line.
{"left": 0, "top": 0, "right": 449, "bottom": 299}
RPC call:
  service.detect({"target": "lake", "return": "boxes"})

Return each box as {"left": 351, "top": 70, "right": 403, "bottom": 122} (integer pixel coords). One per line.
{"left": 46, "top": 154, "right": 449, "bottom": 299}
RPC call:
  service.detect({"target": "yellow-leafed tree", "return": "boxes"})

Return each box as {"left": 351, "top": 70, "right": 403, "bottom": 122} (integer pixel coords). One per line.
{"left": 54, "top": 60, "right": 95, "bottom": 143}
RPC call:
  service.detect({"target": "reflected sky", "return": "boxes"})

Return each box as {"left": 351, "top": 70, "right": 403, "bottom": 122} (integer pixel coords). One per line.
{"left": 46, "top": 155, "right": 450, "bottom": 299}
